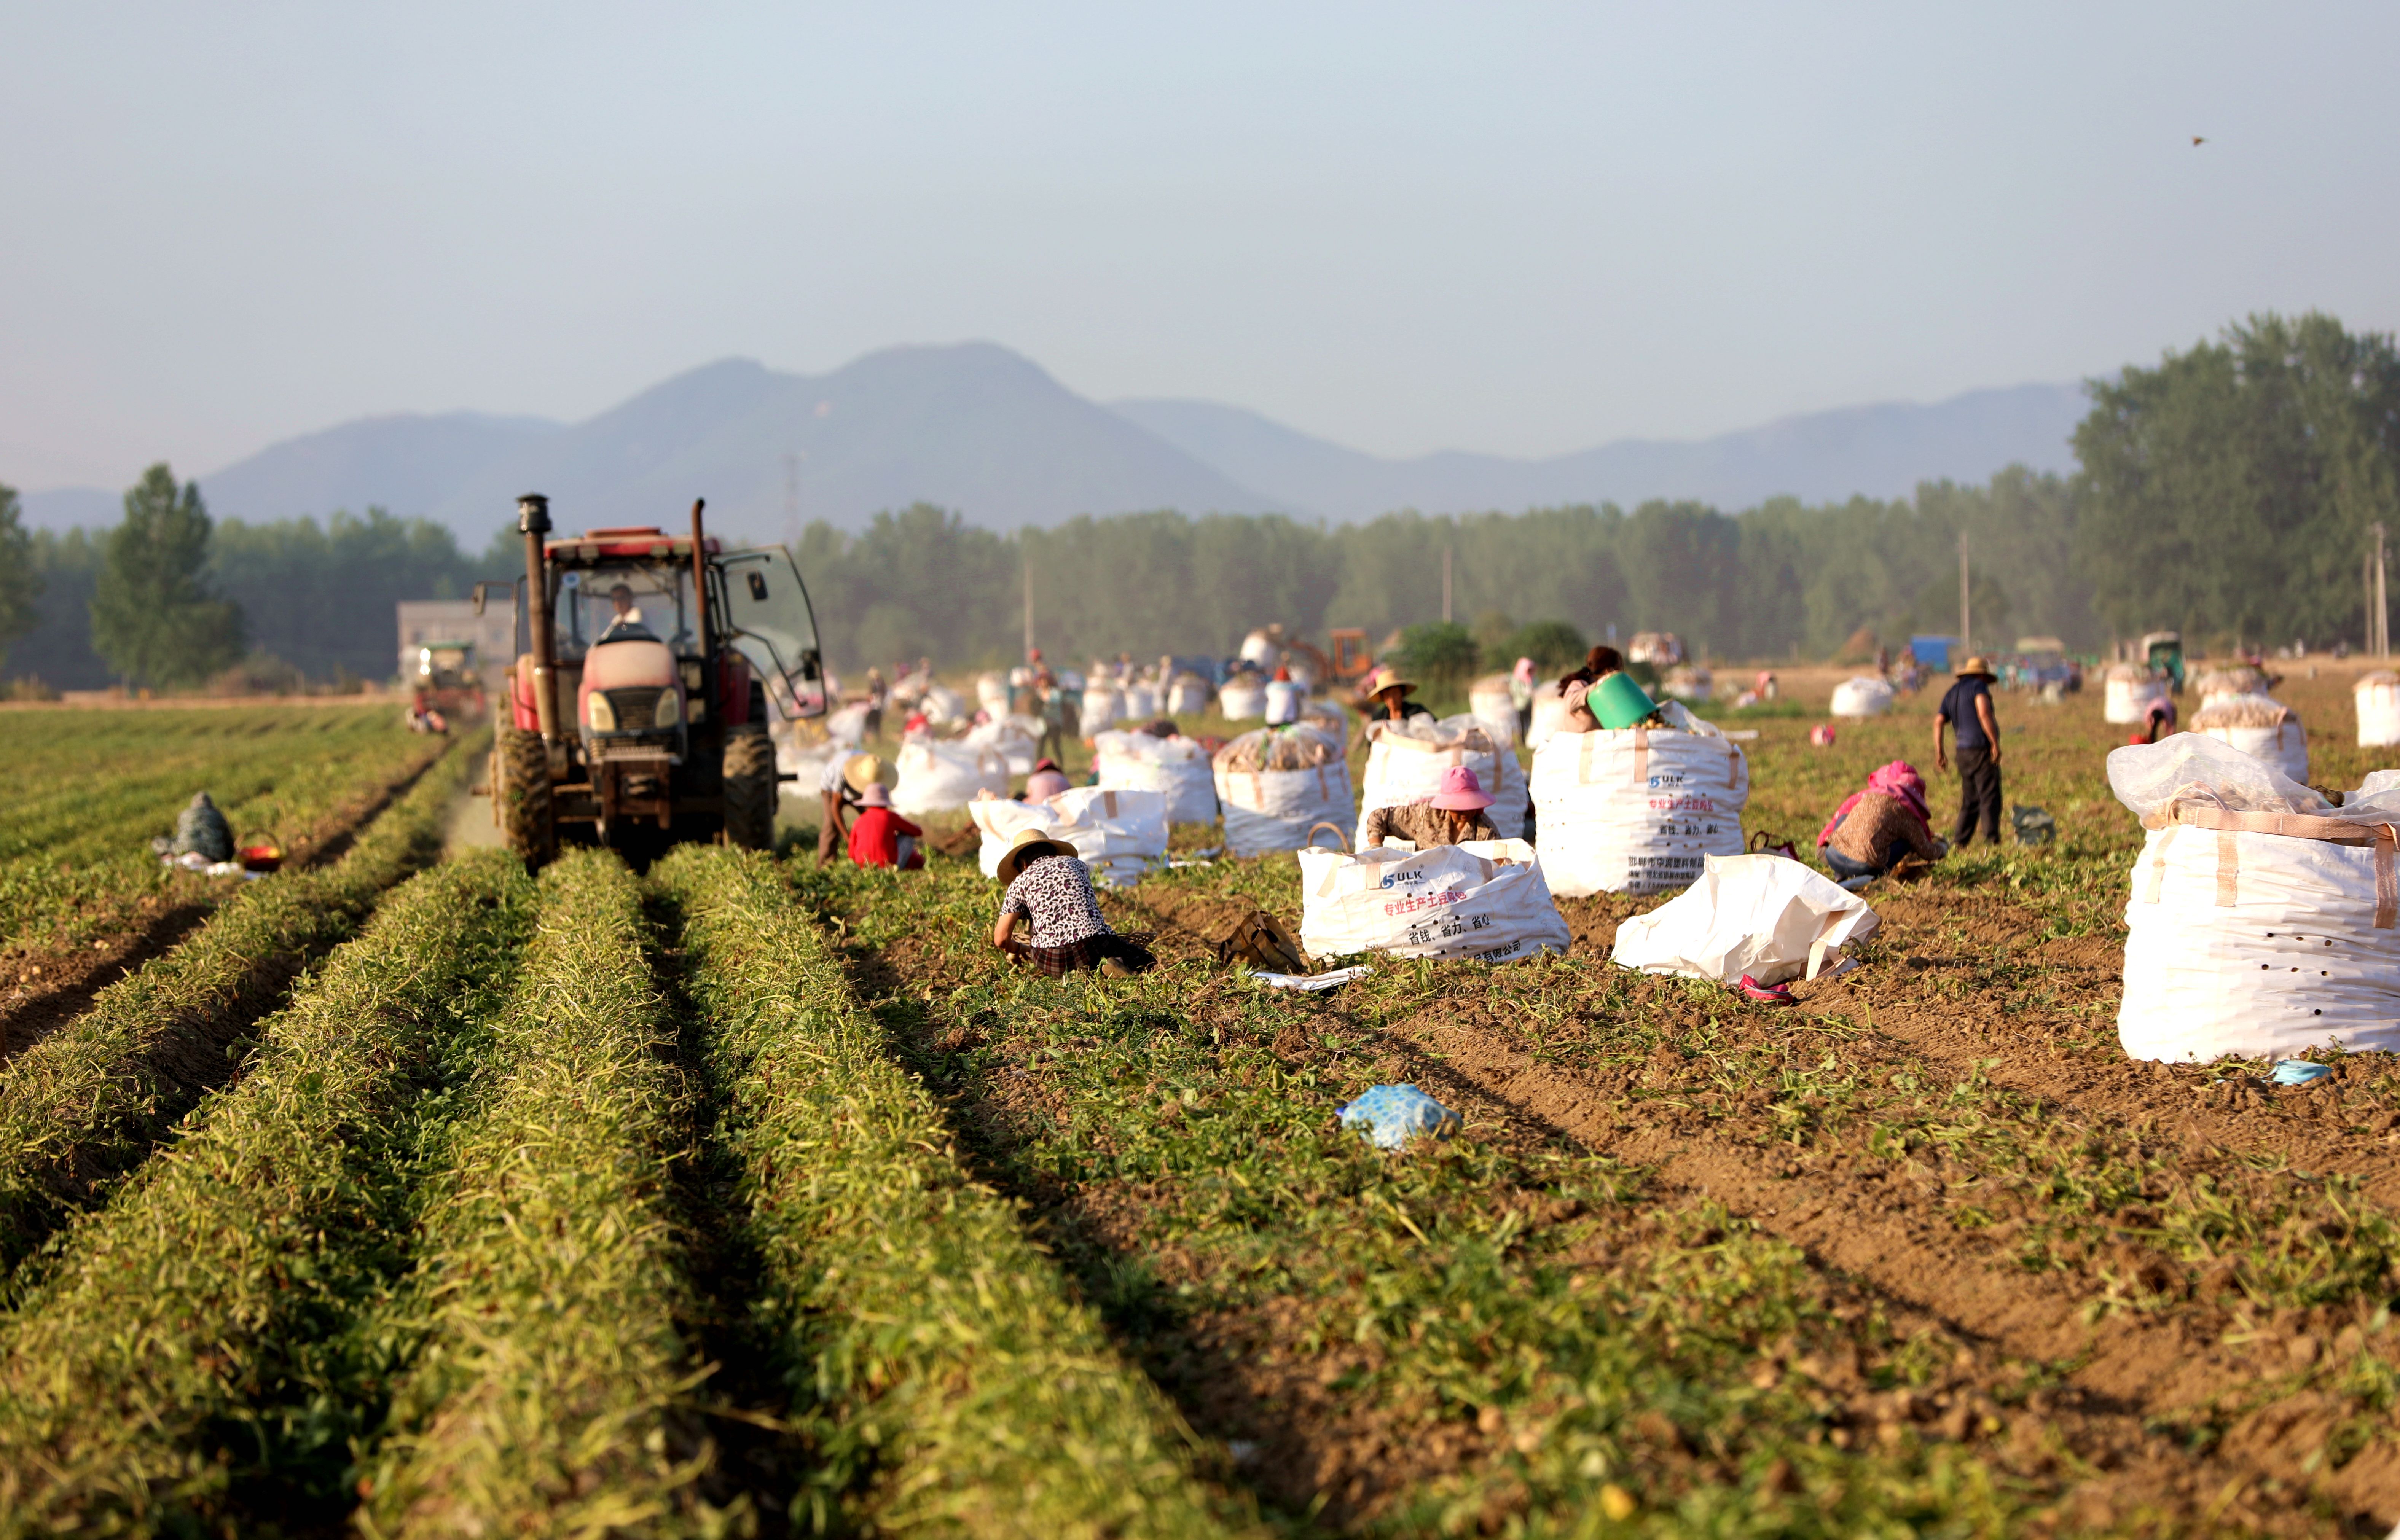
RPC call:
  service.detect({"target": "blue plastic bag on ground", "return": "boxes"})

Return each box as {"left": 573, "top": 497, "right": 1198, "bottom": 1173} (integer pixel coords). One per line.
{"left": 1338, "top": 1084, "right": 1460, "bottom": 1150}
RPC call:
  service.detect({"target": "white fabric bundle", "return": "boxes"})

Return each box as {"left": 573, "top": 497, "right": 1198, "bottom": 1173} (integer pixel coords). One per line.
{"left": 2190, "top": 693, "right": 2308, "bottom": 785}
{"left": 1612, "top": 854, "right": 1879, "bottom": 987}
{"left": 975, "top": 672, "right": 1011, "bottom": 714}
{"left": 1219, "top": 677, "right": 1267, "bottom": 720}
{"left": 1122, "top": 682, "right": 1159, "bottom": 720}
{"left": 1529, "top": 705, "right": 1749, "bottom": 897}
{"left": 2103, "top": 665, "right": 2170, "bottom": 725}
{"left": 1829, "top": 677, "right": 1894, "bottom": 718}
{"left": 1079, "top": 684, "right": 1123, "bottom": 734}
{"left": 1468, "top": 675, "right": 1520, "bottom": 748}
{"left": 1168, "top": 674, "right": 1213, "bottom": 716}
{"left": 825, "top": 703, "right": 870, "bottom": 746}
{"left": 1661, "top": 666, "right": 1713, "bottom": 702}
{"left": 969, "top": 786, "right": 1170, "bottom": 887}
{"left": 1356, "top": 714, "right": 1529, "bottom": 844}
{"left": 892, "top": 739, "right": 1010, "bottom": 816}
{"left": 1093, "top": 729, "right": 1219, "bottom": 825}
{"left": 1264, "top": 678, "right": 1303, "bottom": 725}
{"left": 1298, "top": 838, "right": 1568, "bottom": 963}
{"left": 2358, "top": 671, "right": 2400, "bottom": 748}
{"left": 1525, "top": 681, "right": 1573, "bottom": 750}
{"left": 2110, "top": 736, "right": 2400, "bottom": 1061}
{"left": 1214, "top": 728, "right": 1354, "bottom": 856}
{"left": 964, "top": 715, "right": 1041, "bottom": 776}
{"left": 916, "top": 685, "right": 968, "bottom": 728}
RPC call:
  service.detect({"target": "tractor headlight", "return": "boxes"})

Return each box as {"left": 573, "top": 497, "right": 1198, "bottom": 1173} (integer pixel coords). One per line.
{"left": 652, "top": 691, "right": 682, "bottom": 729}
{"left": 587, "top": 692, "right": 616, "bottom": 732}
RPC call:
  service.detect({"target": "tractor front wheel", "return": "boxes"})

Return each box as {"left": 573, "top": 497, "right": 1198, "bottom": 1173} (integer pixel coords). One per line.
{"left": 720, "top": 723, "right": 776, "bottom": 850}
{"left": 495, "top": 727, "right": 557, "bottom": 868}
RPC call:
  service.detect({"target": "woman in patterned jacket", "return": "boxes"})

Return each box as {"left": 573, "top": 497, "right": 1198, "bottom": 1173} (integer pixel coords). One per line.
{"left": 991, "top": 828, "right": 1157, "bottom": 978}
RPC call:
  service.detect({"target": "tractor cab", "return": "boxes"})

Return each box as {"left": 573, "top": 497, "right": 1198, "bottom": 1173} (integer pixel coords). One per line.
{"left": 2140, "top": 630, "right": 2186, "bottom": 692}
{"left": 478, "top": 498, "right": 826, "bottom": 866}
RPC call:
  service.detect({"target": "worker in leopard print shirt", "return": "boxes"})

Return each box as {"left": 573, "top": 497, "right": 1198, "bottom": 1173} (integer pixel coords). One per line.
{"left": 991, "top": 828, "right": 1157, "bottom": 978}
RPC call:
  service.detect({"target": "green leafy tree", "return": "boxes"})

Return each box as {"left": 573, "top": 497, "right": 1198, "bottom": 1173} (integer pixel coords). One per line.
{"left": 90, "top": 465, "right": 245, "bottom": 688}
{"left": 1390, "top": 620, "right": 1480, "bottom": 691}
{"left": 0, "top": 484, "right": 41, "bottom": 670}
{"left": 1493, "top": 619, "right": 1586, "bottom": 672}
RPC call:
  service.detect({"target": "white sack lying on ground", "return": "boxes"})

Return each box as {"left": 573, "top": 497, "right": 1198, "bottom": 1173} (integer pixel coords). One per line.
{"left": 1829, "top": 677, "right": 1894, "bottom": 718}
{"left": 964, "top": 715, "right": 1042, "bottom": 776}
{"left": 1299, "top": 838, "right": 1569, "bottom": 963}
{"left": 2357, "top": 672, "right": 2400, "bottom": 748}
{"left": 969, "top": 787, "right": 1170, "bottom": 887}
{"left": 892, "top": 739, "right": 1011, "bottom": 817}
{"left": 1356, "top": 714, "right": 1530, "bottom": 844}
{"left": 2110, "top": 735, "right": 2400, "bottom": 1061}
{"left": 1611, "top": 853, "right": 1878, "bottom": 987}
{"left": 1530, "top": 704, "right": 1748, "bottom": 897}
{"left": 1093, "top": 729, "right": 1219, "bottom": 825}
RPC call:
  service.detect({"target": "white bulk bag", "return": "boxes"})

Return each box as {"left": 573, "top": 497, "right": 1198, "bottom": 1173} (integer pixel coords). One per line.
{"left": 918, "top": 685, "right": 968, "bottom": 728}
{"left": 1122, "top": 682, "right": 1159, "bottom": 720}
{"left": 824, "top": 703, "right": 871, "bottom": 747}
{"left": 2194, "top": 666, "right": 2270, "bottom": 710}
{"left": 1239, "top": 629, "right": 1280, "bottom": 670}
{"left": 1468, "top": 675, "right": 1520, "bottom": 748}
{"left": 969, "top": 786, "right": 1170, "bottom": 887}
{"left": 1661, "top": 666, "right": 1713, "bottom": 703}
{"left": 1214, "top": 745, "right": 1354, "bottom": 857}
{"left": 1168, "top": 674, "right": 1213, "bottom": 716}
{"left": 1079, "top": 684, "right": 1123, "bottom": 734}
{"left": 1829, "top": 677, "right": 1894, "bottom": 718}
{"left": 1612, "top": 853, "right": 1879, "bottom": 987}
{"left": 2191, "top": 694, "right": 2308, "bottom": 786}
{"left": 1525, "top": 682, "right": 1574, "bottom": 750}
{"left": 1093, "top": 730, "right": 1219, "bottom": 825}
{"left": 1264, "top": 678, "right": 1302, "bottom": 726}
{"left": 2103, "top": 666, "right": 2169, "bottom": 725}
{"left": 1299, "top": 838, "right": 1569, "bottom": 964}
{"left": 1357, "top": 715, "right": 1529, "bottom": 846}
{"left": 1219, "top": 677, "right": 1267, "bottom": 720}
{"left": 964, "top": 716, "right": 1041, "bottom": 776}
{"left": 1530, "top": 710, "right": 1749, "bottom": 897}
{"left": 2359, "top": 672, "right": 2400, "bottom": 748}
{"left": 892, "top": 739, "right": 1010, "bottom": 817}
{"left": 975, "top": 672, "right": 1011, "bottom": 715}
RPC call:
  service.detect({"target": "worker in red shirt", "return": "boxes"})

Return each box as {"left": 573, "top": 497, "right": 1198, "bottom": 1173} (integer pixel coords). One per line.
{"left": 847, "top": 782, "right": 924, "bottom": 869}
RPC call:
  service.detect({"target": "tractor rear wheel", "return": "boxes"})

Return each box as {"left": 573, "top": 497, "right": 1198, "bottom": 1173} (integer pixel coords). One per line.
{"left": 721, "top": 723, "right": 776, "bottom": 850}
{"left": 495, "top": 727, "right": 557, "bottom": 868}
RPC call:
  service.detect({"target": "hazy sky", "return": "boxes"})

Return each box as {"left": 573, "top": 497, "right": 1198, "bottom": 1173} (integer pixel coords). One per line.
{"left": 7, "top": 2, "right": 2398, "bottom": 491}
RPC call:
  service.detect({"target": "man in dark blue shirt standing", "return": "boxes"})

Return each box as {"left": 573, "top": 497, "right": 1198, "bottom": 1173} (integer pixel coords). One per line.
{"left": 1934, "top": 655, "right": 2003, "bottom": 847}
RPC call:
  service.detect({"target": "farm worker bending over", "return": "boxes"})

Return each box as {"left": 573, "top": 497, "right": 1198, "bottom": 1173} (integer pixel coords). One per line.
{"left": 847, "top": 782, "right": 924, "bottom": 869}
{"left": 2131, "top": 694, "right": 2177, "bottom": 746}
{"left": 1555, "top": 646, "right": 1626, "bottom": 731}
{"left": 1934, "top": 655, "right": 2003, "bottom": 848}
{"left": 991, "top": 828, "right": 1157, "bottom": 978}
{"left": 1817, "top": 761, "right": 1946, "bottom": 881}
{"left": 1363, "top": 667, "right": 1434, "bottom": 725}
{"left": 1023, "top": 757, "right": 1071, "bottom": 801}
{"left": 1361, "top": 766, "right": 1500, "bottom": 849}
{"left": 817, "top": 752, "right": 884, "bottom": 866}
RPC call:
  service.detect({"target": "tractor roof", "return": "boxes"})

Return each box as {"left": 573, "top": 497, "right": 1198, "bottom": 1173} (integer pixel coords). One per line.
{"left": 544, "top": 526, "right": 723, "bottom": 564}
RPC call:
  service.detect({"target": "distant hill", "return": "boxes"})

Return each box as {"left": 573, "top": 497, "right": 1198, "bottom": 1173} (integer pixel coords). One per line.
{"left": 16, "top": 344, "right": 2090, "bottom": 543}
{"left": 1108, "top": 383, "right": 2087, "bottom": 521}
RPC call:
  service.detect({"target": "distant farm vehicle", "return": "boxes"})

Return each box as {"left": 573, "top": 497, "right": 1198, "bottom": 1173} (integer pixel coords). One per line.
{"left": 407, "top": 640, "right": 487, "bottom": 730}
{"left": 476, "top": 495, "right": 827, "bottom": 866}
{"left": 2142, "top": 630, "right": 2186, "bottom": 693}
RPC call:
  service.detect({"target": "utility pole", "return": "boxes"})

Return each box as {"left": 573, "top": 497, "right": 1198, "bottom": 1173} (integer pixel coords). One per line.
{"left": 2378, "top": 522, "right": 2390, "bottom": 658}
{"left": 1023, "top": 545, "right": 1036, "bottom": 661}
{"left": 1958, "top": 529, "right": 1971, "bottom": 656}
{"left": 1442, "top": 546, "right": 1453, "bottom": 624}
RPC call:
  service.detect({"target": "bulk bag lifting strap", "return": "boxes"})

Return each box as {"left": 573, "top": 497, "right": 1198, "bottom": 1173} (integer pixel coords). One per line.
{"left": 2139, "top": 804, "right": 2400, "bottom": 927}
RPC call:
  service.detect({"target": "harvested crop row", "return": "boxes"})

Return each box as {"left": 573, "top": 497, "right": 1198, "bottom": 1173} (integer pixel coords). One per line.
{"left": 357, "top": 848, "right": 716, "bottom": 1538}
{"left": 0, "top": 730, "right": 479, "bottom": 1270}
{"left": 819, "top": 857, "right": 2041, "bottom": 1537}
{"left": 0, "top": 848, "right": 534, "bottom": 1538}
{"left": 655, "top": 846, "right": 1252, "bottom": 1540}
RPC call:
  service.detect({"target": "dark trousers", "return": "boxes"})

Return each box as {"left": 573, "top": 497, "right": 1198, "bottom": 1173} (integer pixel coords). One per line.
{"left": 1953, "top": 746, "right": 2002, "bottom": 846}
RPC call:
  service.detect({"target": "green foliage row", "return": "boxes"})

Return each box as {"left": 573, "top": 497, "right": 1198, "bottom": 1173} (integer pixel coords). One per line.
{"left": 356, "top": 847, "right": 720, "bottom": 1537}
{"left": 655, "top": 845, "right": 1250, "bottom": 1540}
{"left": 0, "top": 849, "right": 535, "bottom": 1536}
{"left": 0, "top": 733, "right": 477, "bottom": 1270}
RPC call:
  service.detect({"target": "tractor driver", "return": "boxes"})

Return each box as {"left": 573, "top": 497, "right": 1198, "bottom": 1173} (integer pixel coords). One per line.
{"left": 598, "top": 583, "right": 658, "bottom": 644}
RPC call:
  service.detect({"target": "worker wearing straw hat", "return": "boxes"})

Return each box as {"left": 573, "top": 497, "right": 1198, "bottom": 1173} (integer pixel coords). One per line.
{"left": 991, "top": 828, "right": 1157, "bottom": 978}
{"left": 817, "top": 751, "right": 889, "bottom": 866}
{"left": 1360, "top": 666, "right": 1434, "bottom": 725}
{"left": 1933, "top": 655, "right": 2003, "bottom": 849}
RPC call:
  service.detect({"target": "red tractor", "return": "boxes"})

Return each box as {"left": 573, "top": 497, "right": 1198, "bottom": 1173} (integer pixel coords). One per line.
{"left": 477, "top": 494, "right": 827, "bottom": 866}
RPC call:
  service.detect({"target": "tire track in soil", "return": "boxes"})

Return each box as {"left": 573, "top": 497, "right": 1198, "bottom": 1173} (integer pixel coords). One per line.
{"left": 0, "top": 742, "right": 451, "bottom": 1065}
{"left": 1375, "top": 1009, "right": 2396, "bottom": 1530}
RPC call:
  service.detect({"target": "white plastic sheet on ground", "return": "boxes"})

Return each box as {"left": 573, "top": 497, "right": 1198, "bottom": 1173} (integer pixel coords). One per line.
{"left": 2103, "top": 666, "right": 2169, "bottom": 725}
{"left": 1356, "top": 714, "right": 1531, "bottom": 844}
{"left": 2109, "top": 735, "right": 2400, "bottom": 1061}
{"left": 1530, "top": 706, "right": 1749, "bottom": 897}
{"left": 964, "top": 715, "right": 1042, "bottom": 776}
{"left": 1219, "top": 677, "right": 1267, "bottom": 720}
{"left": 892, "top": 739, "right": 1010, "bottom": 817}
{"left": 2190, "top": 693, "right": 2308, "bottom": 785}
{"left": 2359, "top": 672, "right": 2400, "bottom": 747}
{"left": 1298, "top": 838, "right": 1569, "bottom": 963}
{"left": 1213, "top": 730, "right": 1354, "bottom": 857}
{"left": 1829, "top": 677, "right": 1894, "bottom": 718}
{"left": 1610, "top": 853, "right": 1879, "bottom": 987}
{"left": 1093, "top": 730, "right": 1219, "bottom": 825}
{"left": 968, "top": 786, "right": 1170, "bottom": 887}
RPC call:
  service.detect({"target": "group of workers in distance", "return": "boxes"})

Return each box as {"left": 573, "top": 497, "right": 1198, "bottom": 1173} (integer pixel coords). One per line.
{"left": 800, "top": 644, "right": 2012, "bottom": 981}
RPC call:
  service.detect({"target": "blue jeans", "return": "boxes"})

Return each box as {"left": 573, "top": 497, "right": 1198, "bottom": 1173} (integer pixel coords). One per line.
{"left": 1825, "top": 844, "right": 1901, "bottom": 880}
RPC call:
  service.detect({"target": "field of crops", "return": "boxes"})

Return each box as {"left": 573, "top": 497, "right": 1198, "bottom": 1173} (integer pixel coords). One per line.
{"left": 0, "top": 677, "right": 2394, "bottom": 1538}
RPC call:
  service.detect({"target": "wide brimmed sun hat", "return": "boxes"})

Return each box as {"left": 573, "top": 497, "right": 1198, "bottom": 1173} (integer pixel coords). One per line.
{"left": 1955, "top": 655, "right": 1996, "bottom": 680}
{"left": 1429, "top": 765, "right": 1495, "bottom": 810}
{"left": 1364, "top": 667, "right": 1418, "bottom": 699}
{"left": 842, "top": 753, "right": 891, "bottom": 793}
{"left": 996, "top": 827, "right": 1078, "bottom": 882}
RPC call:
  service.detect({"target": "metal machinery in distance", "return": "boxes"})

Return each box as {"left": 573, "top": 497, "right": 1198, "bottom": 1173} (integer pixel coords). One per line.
{"left": 478, "top": 494, "right": 827, "bottom": 866}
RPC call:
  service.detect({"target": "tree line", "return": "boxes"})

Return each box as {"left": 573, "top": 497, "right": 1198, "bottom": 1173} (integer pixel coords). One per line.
{"left": 5, "top": 309, "right": 2396, "bottom": 691}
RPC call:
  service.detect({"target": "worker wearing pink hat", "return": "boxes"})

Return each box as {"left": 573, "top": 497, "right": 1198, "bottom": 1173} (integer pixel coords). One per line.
{"left": 1360, "top": 765, "right": 1501, "bottom": 849}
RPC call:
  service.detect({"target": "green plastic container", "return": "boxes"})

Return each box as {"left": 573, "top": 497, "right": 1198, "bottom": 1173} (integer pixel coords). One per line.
{"left": 1591, "top": 672, "right": 1658, "bottom": 730}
